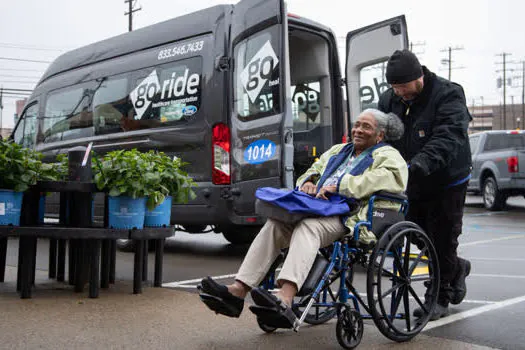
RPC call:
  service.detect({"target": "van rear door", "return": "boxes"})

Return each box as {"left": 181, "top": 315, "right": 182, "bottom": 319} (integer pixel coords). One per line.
{"left": 228, "top": 0, "right": 292, "bottom": 220}
{"left": 345, "top": 16, "right": 408, "bottom": 122}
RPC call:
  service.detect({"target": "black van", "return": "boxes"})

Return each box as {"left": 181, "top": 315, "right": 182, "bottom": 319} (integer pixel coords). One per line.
{"left": 11, "top": 0, "right": 408, "bottom": 244}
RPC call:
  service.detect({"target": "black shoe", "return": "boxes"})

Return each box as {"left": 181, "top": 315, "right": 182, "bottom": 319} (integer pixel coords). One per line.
{"left": 450, "top": 258, "right": 471, "bottom": 305}
{"left": 198, "top": 276, "right": 244, "bottom": 318}
{"left": 413, "top": 301, "right": 449, "bottom": 321}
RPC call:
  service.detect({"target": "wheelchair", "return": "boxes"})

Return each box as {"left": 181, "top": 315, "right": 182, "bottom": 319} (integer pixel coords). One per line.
{"left": 256, "top": 191, "right": 440, "bottom": 349}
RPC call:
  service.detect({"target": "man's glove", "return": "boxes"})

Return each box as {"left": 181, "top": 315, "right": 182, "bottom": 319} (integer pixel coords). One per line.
{"left": 409, "top": 162, "right": 425, "bottom": 178}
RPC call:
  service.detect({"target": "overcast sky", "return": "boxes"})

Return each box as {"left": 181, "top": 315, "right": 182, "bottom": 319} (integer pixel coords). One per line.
{"left": 1, "top": 0, "right": 524, "bottom": 129}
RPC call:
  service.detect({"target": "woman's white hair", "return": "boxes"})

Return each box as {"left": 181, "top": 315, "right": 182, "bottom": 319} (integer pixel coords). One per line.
{"left": 360, "top": 108, "right": 404, "bottom": 141}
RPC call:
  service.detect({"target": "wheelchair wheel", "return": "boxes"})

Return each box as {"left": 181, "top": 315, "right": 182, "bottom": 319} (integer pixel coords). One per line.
{"left": 366, "top": 221, "right": 440, "bottom": 342}
{"left": 336, "top": 304, "right": 363, "bottom": 349}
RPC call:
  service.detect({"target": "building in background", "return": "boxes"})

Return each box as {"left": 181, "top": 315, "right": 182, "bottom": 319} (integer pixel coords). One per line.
{"left": 14, "top": 98, "right": 28, "bottom": 125}
{"left": 469, "top": 103, "right": 525, "bottom": 134}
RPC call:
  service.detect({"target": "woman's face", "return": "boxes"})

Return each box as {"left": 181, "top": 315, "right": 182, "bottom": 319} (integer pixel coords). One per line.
{"left": 351, "top": 112, "right": 383, "bottom": 151}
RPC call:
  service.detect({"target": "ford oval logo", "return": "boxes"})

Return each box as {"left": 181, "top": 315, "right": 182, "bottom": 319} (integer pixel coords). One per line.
{"left": 182, "top": 105, "right": 197, "bottom": 116}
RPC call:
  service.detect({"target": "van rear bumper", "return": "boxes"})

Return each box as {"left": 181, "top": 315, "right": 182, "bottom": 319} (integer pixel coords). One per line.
{"left": 170, "top": 183, "right": 265, "bottom": 226}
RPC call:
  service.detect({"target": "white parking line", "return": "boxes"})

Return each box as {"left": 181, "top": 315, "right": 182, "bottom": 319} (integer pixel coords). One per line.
{"left": 461, "top": 235, "right": 525, "bottom": 247}
{"left": 424, "top": 294, "right": 525, "bottom": 331}
{"left": 469, "top": 257, "right": 525, "bottom": 262}
{"left": 471, "top": 273, "right": 525, "bottom": 279}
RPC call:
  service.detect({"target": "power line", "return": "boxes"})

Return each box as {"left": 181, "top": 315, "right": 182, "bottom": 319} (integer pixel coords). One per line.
{"left": 0, "top": 68, "right": 44, "bottom": 73}
{"left": 125, "top": 0, "right": 142, "bottom": 32}
{"left": 0, "top": 57, "right": 52, "bottom": 64}
{"left": 0, "top": 80, "right": 38, "bottom": 84}
{"left": 410, "top": 41, "right": 426, "bottom": 57}
{"left": 0, "top": 88, "right": 34, "bottom": 92}
{"left": 0, "top": 43, "right": 66, "bottom": 52}
{"left": 0, "top": 74, "right": 42, "bottom": 79}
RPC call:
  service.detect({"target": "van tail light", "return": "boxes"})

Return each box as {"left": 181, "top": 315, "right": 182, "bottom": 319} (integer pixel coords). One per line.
{"left": 507, "top": 156, "right": 518, "bottom": 173}
{"left": 212, "top": 123, "right": 231, "bottom": 185}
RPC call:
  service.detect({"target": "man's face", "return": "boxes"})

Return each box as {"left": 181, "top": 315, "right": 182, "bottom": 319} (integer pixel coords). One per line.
{"left": 351, "top": 113, "right": 383, "bottom": 151}
{"left": 391, "top": 77, "right": 424, "bottom": 101}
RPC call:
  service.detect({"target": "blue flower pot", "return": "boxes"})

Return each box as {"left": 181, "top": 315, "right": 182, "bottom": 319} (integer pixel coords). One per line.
{"left": 0, "top": 190, "right": 24, "bottom": 226}
{"left": 108, "top": 196, "right": 146, "bottom": 229}
{"left": 145, "top": 196, "right": 172, "bottom": 227}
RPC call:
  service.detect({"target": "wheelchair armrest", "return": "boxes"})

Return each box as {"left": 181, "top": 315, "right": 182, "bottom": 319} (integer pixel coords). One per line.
{"left": 373, "top": 191, "right": 407, "bottom": 202}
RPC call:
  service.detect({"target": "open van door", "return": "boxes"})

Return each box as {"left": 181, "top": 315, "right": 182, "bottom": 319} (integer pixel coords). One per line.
{"left": 345, "top": 16, "right": 408, "bottom": 123}
{"left": 227, "top": 0, "right": 293, "bottom": 225}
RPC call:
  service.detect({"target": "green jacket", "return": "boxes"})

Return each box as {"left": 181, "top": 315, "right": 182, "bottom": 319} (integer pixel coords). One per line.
{"left": 296, "top": 143, "right": 408, "bottom": 244}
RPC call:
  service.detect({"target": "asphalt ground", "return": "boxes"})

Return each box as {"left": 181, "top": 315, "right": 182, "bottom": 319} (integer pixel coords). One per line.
{"left": 0, "top": 194, "right": 524, "bottom": 349}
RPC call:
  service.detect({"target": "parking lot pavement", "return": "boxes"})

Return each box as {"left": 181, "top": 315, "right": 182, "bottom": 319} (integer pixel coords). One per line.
{"left": 0, "top": 266, "right": 498, "bottom": 350}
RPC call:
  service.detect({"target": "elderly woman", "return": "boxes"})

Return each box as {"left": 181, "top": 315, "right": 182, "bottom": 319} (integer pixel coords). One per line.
{"left": 200, "top": 108, "right": 407, "bottom": 327}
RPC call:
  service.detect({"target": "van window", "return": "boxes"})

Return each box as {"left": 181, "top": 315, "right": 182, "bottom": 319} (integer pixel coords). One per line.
{"left": 125, "top": 58, "right": 202, "bottom": 131}
{"left": 292, "top": 82, "right": 321, "bottom": 131}
{"left": 93, "top": 77, "right": 130, "bottom": 135}
{"left": 234, "top": 25, "right": 281, "bottom": 120}
{"left": 42, "top": 84, "right": 93, "bottom": 143}
{"left": 359, "top": 61, "right": 389, "bottom": 110}
{"left": 13, "top": 103, "right": 38, "bottom": 148}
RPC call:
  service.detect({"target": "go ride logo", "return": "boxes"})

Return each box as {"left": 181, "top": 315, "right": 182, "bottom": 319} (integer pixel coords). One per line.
{"left": 129, "top": 68, "right": 200, "bottom": 119}
{"left": 240, "top": 41, "right": 279, "bottom": 104}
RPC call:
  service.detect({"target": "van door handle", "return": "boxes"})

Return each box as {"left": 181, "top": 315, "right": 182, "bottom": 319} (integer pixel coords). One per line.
{"left": 284, "top": 130, "right": 293, "bottom": 143}
{"left": 92, "top": 139, "right": 150, "bottom": 149}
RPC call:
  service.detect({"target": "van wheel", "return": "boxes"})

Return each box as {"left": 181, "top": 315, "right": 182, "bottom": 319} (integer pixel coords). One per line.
{"left": 222, "top": 226, "right": 261, "bottom": 245}
{"left": 482, "top": 177, "right": 506, "bottom": 211}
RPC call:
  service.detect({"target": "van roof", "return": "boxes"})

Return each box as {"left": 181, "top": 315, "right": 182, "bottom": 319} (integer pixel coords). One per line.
{"left": 38, "top": 5, "right": 230, "bottom": 84}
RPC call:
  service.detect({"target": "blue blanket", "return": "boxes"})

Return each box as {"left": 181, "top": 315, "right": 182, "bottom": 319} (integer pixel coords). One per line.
{"left": 255, "top": 187, "right": 357, "bottom": 217}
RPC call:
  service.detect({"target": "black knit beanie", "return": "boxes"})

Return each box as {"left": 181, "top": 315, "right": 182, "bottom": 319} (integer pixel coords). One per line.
{"left": 386, "top": 49, "right": 423, "bottom": 84}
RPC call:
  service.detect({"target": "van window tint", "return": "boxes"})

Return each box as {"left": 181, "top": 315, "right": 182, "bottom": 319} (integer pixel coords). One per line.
{"left": 484, "top": 133, "right": 525, "bottom": 151}
{"left": 93, "top": 77, "right": 130, "bottom": 135}
{"left": 124, "top": 58, "right": 202, "bottom": 131}
{"left": 43, "top": 85, "right": 92, "bottom": 143}
{"left": 292, "top": 82, "right": 322, "bottom": 131}
{"left": 234, "top": 25, "right": 281, "bottom": 120}
{"left": 359, "top": 61, "right": 389, "bottom": 110}
{"left": 13, "top": 103, "right": 38, "bottom": 148}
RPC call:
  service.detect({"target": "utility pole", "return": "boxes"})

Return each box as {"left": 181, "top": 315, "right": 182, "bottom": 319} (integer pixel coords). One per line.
{"left": 496, "top": 52, "right": 512, "bottom": 130}
{"left": 522, "top": 61, "right": 525, "bottom": 130}
{"left": 409, "top": 41, "right": 426, "bottom": 57}
{"left": 0, "top": 87, "right": 3, "bottom": 131}
{"left": 440, "top": 46, "right": 464, "bottom": 81}
{"left": 125, "top": 0, "right": 142, "bottom": 32}
{"left": 480, "top": 96, "right": 484, "bottom": 130}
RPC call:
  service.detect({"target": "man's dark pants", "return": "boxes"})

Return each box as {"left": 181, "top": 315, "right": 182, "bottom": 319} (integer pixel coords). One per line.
{"left": 406, "top": 182, "right": 468, "bottom": 301}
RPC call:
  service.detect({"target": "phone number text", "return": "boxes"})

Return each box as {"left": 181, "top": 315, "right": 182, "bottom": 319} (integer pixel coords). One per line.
{"left": 158, "top": 41, "right": 204, "bottom": 60}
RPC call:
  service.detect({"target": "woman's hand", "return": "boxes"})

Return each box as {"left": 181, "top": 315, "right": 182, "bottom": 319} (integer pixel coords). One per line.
{"left": 316, "top": 185, "right": 337, "bottom": 200}
{"left": 299, "top": 181, "right": 317, "bottom": 196}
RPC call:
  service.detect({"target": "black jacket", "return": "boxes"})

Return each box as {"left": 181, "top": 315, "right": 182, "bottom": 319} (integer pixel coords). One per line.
{"left": 378, "top": 66, "right": 472, "bottom": 199}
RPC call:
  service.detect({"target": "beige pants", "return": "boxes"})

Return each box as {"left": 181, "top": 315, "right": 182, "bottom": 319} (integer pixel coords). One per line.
{"left": 235, "top": 217, "right": 346, "bottom": 291}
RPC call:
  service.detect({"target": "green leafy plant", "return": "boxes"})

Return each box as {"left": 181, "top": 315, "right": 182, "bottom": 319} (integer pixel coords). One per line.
{"left": 143, "top": 150, "right": 196, "bottom": 206}
{"left": 0, "top": 139, "right": 62, "bottom": 192}
{"left": 92, "top": 149, "right": 196, "bottom": 211}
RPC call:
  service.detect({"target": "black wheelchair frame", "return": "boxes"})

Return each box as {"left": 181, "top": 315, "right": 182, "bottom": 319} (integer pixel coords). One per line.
{"left": 258, "top": 191, "right": 441, "bottom": 349}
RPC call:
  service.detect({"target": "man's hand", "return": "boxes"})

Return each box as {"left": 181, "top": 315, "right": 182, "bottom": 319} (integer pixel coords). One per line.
{"left": 299, "top": 181, "right": 317, "bottom": 196}
{"left": 316, "top": 185, "right": 337, "bottom": 200}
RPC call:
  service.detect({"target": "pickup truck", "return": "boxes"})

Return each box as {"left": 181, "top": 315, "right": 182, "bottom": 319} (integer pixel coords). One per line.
{"left": 468, "top": 130, "right": 525, "bottom": 210}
